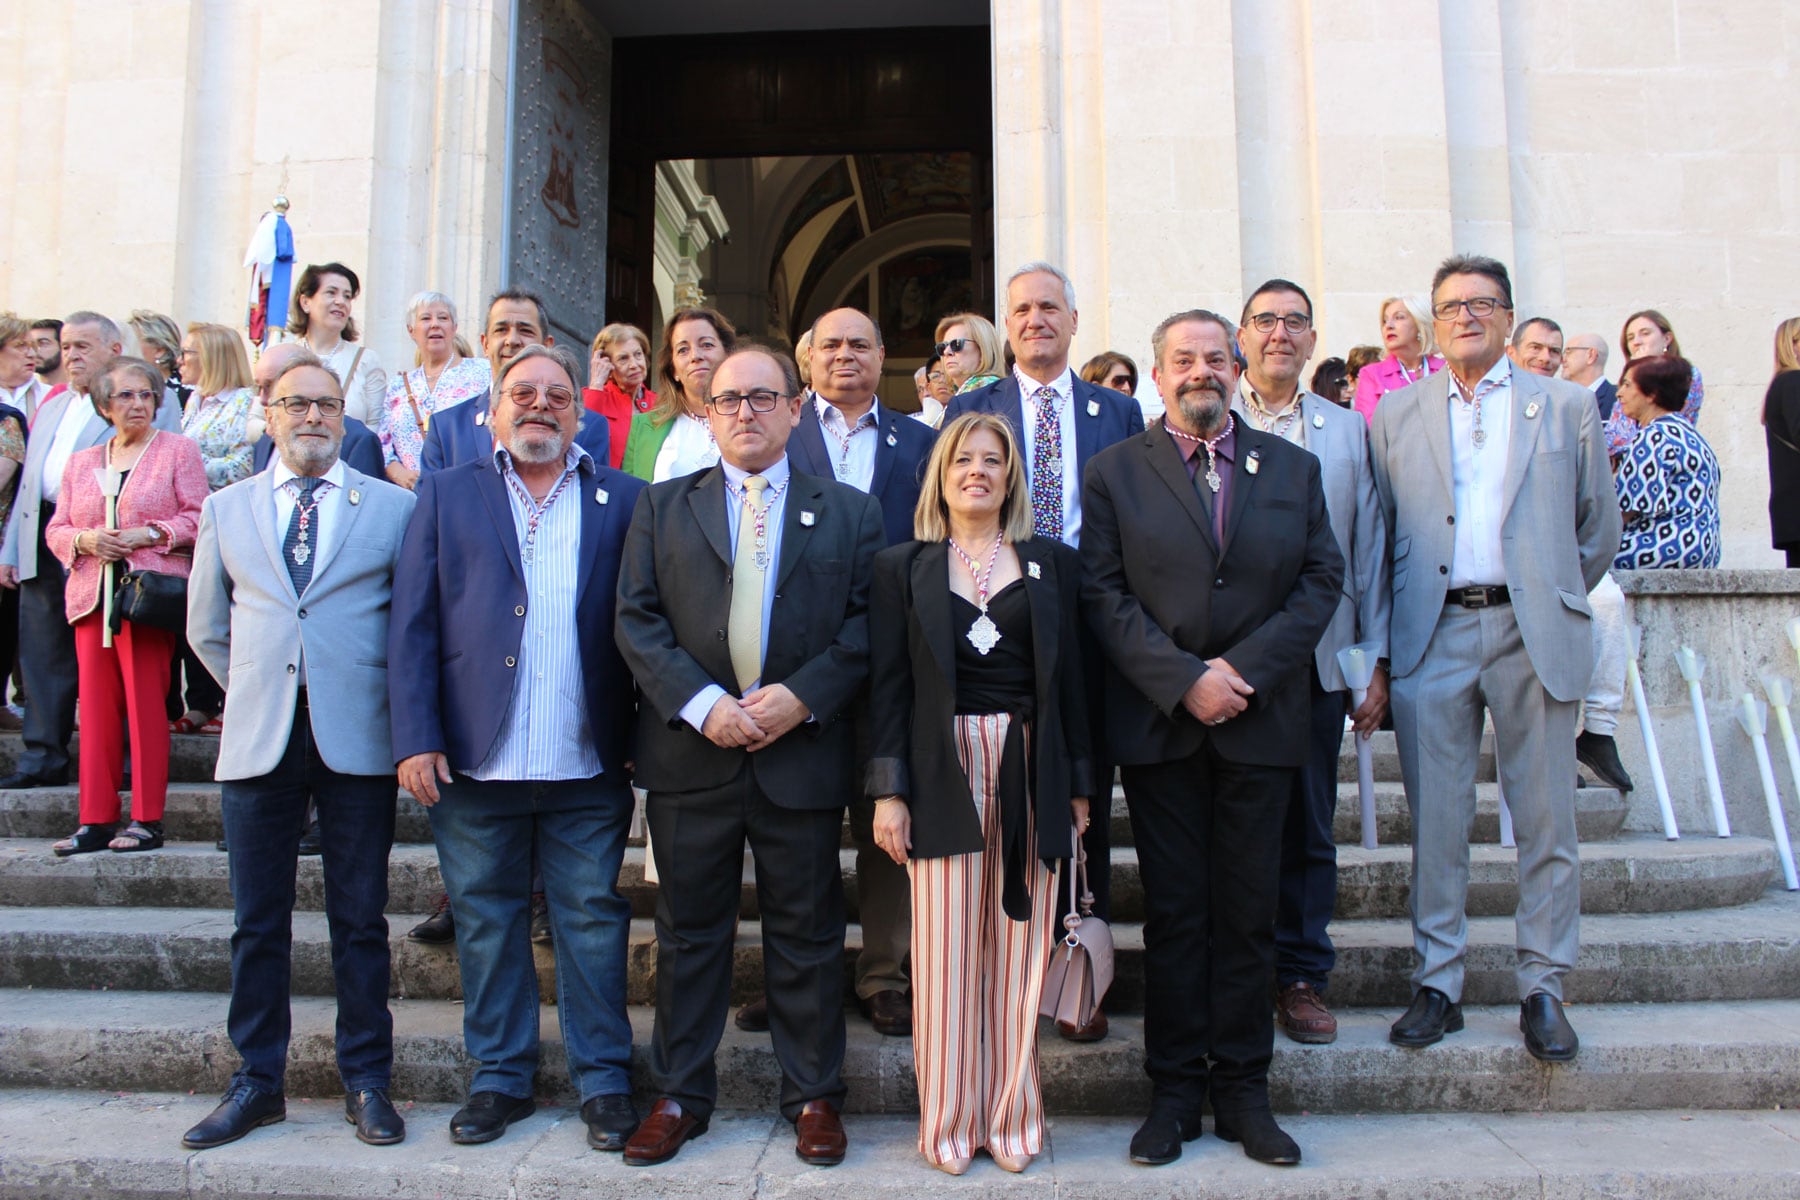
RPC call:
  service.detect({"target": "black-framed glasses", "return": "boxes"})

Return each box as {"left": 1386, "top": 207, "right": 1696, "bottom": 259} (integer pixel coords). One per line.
{"left": 933, "top": 338, "right": 972, "bottom": 357}
{"left": 1245, "top": 312, "right": 1312, "bottom": 335}
{"left": 709, "top": 389, "right": 786, "bottom": 415}
{"left": 505, "top": 382, "right": 575, "bottom": 410}
{"left": 1432, "top": 297, "right": 1509, "bottom": 321}
{"left": 268, "top": 394, "right": 346, "bottom": 416}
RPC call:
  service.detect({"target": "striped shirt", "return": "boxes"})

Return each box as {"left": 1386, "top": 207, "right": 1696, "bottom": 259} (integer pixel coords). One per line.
{"left": 468, "top": 441, "right": 604, "bottom": 781}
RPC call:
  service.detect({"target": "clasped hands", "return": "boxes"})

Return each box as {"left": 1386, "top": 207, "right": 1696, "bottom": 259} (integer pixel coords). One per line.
{"left": 1181, "top": 657, "right": 1254, "bottom": 727}
{"left": 702, "top": 684, "right": 809, "bottom": 751}
{"left": 79, "top": 526, "right": 160, "bottom": 563}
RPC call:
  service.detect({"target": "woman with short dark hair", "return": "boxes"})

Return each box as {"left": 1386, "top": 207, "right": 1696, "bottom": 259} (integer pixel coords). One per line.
{"left": 288, "top": 263, "right": 386, "bottom": 425}
{"left": 620, "top": 307, "right": 736, "bottom": 481}
{"left": 1612, "top": 354, "right": 1720, "bottom": 570}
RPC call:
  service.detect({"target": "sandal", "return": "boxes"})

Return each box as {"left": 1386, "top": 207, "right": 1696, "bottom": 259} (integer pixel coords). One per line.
{"left": 109, "top": 820, "right": 164, "bottom": 852}
{"left": 200, "top": 717, "right": 224, "bottom": 735}
{"left": 52, "top": 823, "right": 117, "bottom": 857}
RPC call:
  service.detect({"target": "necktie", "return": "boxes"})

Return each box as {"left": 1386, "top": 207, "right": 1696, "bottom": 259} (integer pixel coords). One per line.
{"left": 282, "top": 477, "right": 321, "bottom": 595}
{"left": 1031, "top": 386, "right": 1063, "bottom": 540}
{"left": 727, "top": 475, "right": 769, "bottom": 693}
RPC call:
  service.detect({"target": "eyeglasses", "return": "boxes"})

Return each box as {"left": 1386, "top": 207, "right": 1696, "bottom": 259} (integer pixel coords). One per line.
{"left": 504, "top": 382, "right": 575, "bottom": 410}
{"left": 1245, "top": 312, "right": 1312, "bottom": 335}
{"left": 111, "top": 389, "right": 158, "bottom": 404}
{"left": 709, "top": 389, "right": 786, "bottom": 415}
{"left": 933, "top": 338, "right": 972, "bottom": 357}
{"left": 268, "top": 395, "right": 347, "bottom": 416}
{"left": 178, "top": 348, "right": 199, "bottom": 360}
{"left": 1432, "top": 297, "right": 1509, "bottom": 321}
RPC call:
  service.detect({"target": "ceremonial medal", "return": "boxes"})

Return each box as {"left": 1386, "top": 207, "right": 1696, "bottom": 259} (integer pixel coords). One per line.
{"left": 967, "top": 612, "right": 1001, "bottom": 655}
{"left": 948, "top": 532, "right": 1007, "bottom": 656}
{"left": 292, "top": 543, "right": 310, "bottom": 566}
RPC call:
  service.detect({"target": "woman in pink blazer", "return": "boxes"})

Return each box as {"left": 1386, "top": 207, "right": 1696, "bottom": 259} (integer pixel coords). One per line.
{"left": 1352, "top": 295, "right": 1445, "bottom": 425}
{"left": 47, "top": 357, "right": 208, "bottom": 855}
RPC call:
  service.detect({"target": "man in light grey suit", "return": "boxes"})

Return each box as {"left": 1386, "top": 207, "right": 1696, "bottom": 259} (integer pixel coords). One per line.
{"left": 180, "top": 352, "right": 416, "bottom": 1151}
{"left": 1371, "top": 255, "right": 1620, "bottom": 1063}
{"left": 0, "top": 312, "right": 181, "bottom": 787}
{"left": 1231, "top": 279, "right": 1389, "bottom": 1046}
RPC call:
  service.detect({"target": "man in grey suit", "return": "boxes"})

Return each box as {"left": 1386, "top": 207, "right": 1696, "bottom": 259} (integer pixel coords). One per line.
{"left": 1231, "top": 279, "right": 1389, "bottom": 1046}
{"left": 0, "top": 312, "right": 181, "bottom": 787}
{"left": 1371, "top": 255, "right": 1620, "bottom": 1062}
{"left": 180, "top": 352, "right": 416, "bottom": 1150}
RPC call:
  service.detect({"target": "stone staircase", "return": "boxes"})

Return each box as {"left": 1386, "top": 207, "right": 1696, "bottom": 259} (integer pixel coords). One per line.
{"left": 1, "top": 729, "right": 1798, "bottom": 1196}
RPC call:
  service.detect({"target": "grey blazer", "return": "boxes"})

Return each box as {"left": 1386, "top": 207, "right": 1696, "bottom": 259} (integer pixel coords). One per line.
{"left": 1369, "top": 366, "right": 1620, "bottom": 702}
{"left": 1, "top": 389, "right": 182, "bottom": 578}
{"left": 1287, "top": 392, "right": 1391, "bottom": 692}
{"left": 187, "top": 464, "right": 416, "bottom": 780}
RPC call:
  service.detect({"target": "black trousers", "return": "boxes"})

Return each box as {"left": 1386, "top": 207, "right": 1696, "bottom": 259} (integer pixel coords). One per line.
{"left": 16, "top": 543, "right": 76, "bottom": 780}
{"left": 1123, "top": 741, "right": 1290, "bottom": 1116}
{"left": 646, "top": 761, "right": 847, "bottom": 1122}
{"left": 1274, "top": 673, "right": 1350, "bottom": 990}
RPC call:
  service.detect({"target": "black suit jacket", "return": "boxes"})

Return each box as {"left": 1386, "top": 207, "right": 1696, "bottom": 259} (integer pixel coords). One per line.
{"left": 252, "top": 417, "right": 385, "bottom": 479}
{"left": 865, "top": 538, "right": 1093, "bottom": 861}
{"left": 944, "top": 373, "right": 1145, "bottom": 494}
{"left": 1080, "top": 421, "right": 1344, "bottom": 769}
{"left": 1593, "top": 379, "right": 1617, "bottom": 421}
{"left": 615, "top": 461, "right": 885, "bottom": 808}
{"left": 787, "top": 400, "right": 937, "bottom": 547}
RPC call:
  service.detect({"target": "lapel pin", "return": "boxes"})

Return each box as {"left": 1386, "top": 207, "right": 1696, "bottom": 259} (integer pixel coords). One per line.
{"left": 474, "top": 408, "right": 486, "bottom": 426}
{"left": 800, "top": 510, "right": 816, "bottom": 527}
{"left": 1027, "top": 561, "right": 1041, "bottom": 579}
{"left": 1313, "top": 413, "right": 1325, "bottom": 429}
{"left": 1525, "top": 401, "right": 1541, "bottom": 419}
{"left": 886, "top": 432, "right": 898, "bottom": 446}
{"left": 595, "top": 487, "right": 609, "bottom": 505}
{"left": 348, "top": 488, "right": 362, "bottom": 506}
{"left": 1245, "top": 451, "right": 1261, "bottom": 476}
{"left": 1087, "top": 399, "right": 1100, "bottom": 417}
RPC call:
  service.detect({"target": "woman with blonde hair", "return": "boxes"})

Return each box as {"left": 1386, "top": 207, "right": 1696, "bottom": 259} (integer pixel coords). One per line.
{"left": 128, "top": 311, "right": 186, "bottom": 403}
{"left": 1351, "top": 296, "right": 1443, "bottom": 424}
{"left": 867, "top": 412, "right": 1092, "bottom": 1175}
{"left": 582, "top": 321, "right": 657, "bottom": 469}
{"left": 1764, "top": 316, "right": 1800, "bottom": 566}
{"left": 934, "top": 313, "right": 1005, "bottom": 394}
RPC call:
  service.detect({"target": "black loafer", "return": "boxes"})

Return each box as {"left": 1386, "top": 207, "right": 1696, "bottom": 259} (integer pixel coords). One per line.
{"left": 529, "top": 892, "right": 553, "bottom": 945}
{"left": 345, "top": 1088, "right": 406, "bottom": 1145}
{"left": 1575, "top": 731, "right": 1634, "bottom": 792}
{"left": 1521, "top": 991, "right": 1579, "bottom": 1062}
{"left": 449, "top": 1090, "right": 536, "bottom": 1144}
{"left": 1129, "top": 1106, "right": 1204, "bottom": 1165}
{"left": 582, "top": 1093, "right": 640, "bottom": 1151}
{"left": 1390, "top": 987, "right": 1463, "bottom": 1047}
{"left": 182, "top": 1086, "right": 287, "bottom": 1149}
{"left": 408, "top": 894, "right": 456, "bottom": 944}
{"left": 1213, "top": 1107, "right": 1301, "bottom": 1166}
{"left": 297, "top": 821, "right": 322, "bottom": 856}
{"left": 734, "top": 994, "right": 770, "bottom": 1032}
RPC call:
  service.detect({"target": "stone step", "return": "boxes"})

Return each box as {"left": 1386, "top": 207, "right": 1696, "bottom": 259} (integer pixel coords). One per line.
{"left": 1323, "top": 782, "right": 1628, "bottom": 846}
{"left": 0, "top": 1089, "right": 1793, "bottom": 1200}
{"left": 0, "top": 831, "right": 1768, "bottom": 923}
{"left": 3, "top": 887, "right": 1797, "bottom": 1008}
{"left": 0, "top": 732, "right": 223, "bottom": 784}
{"left": 2, "top": 989, "right": 1798, "bottom": 1116}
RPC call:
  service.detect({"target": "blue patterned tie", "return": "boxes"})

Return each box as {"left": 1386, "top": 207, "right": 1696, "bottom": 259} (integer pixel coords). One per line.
{"left": 282, "top": 477, "right": 320, "bottom": 595}
{"left": 1031, "top": 386, "right": 1064, "bottom": 540}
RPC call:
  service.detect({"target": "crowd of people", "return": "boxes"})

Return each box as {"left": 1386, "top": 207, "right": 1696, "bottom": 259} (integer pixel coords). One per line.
{"left": 0, "top": 250, "right": 1794, "bottom": 1177}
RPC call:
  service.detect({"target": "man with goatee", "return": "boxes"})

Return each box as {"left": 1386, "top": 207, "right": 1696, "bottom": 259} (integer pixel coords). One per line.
{"left": 1081, "top": 309, "right": 1342, "bottom": 1169}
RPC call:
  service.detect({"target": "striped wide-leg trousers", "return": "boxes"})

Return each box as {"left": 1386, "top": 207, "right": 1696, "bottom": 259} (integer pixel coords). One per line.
{"left": 908, "top": 712, "right": 1057, "bottom": 1166}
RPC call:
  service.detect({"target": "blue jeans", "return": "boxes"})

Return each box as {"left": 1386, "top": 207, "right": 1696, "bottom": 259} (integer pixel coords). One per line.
{"left": 427, "top": 771, "right": 633, "bottom": 1102}
{"left": 222, "top": 706, "right": 396, "bottom": 1095}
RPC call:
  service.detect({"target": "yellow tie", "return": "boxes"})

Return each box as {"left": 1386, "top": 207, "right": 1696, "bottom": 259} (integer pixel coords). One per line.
{"left": 728, "top": 474, "right": 769, "bottom": 693}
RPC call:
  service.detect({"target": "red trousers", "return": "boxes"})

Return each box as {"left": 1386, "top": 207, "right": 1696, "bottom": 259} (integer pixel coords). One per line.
{"left": 74, "top": 612, "right": 176, "bottom": 825}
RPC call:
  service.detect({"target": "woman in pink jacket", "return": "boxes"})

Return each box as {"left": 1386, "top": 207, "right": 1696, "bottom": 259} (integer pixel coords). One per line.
{"left": 1352, "top": 295, "right": 1445, "bottom": 425}
{"left": 48, "top": 357, "right": 208, "bottom": 855}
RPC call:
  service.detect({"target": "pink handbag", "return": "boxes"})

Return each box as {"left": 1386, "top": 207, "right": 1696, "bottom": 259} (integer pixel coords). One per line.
{"left": 1039, "top": 828, "right": 1114, "bottom": 1026}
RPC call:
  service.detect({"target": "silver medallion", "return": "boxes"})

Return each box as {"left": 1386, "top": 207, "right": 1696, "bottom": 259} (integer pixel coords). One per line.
{"left": 1472, "top": 429, "right": 1487, "bottom": 449}
{"left": 521, "top": 546, "right": 533, "bottom": 564}
{"left": 755, "top": 549, "right": 771, "bottom": 570}
{"left": 1205, "top": 467, "right": 1223, "bottom": 493}
{"left": 291, "top": 544, "right": 310, "bottom": 566}
{"left": 967, "top": 612, "right": 1002, "bottom": 656}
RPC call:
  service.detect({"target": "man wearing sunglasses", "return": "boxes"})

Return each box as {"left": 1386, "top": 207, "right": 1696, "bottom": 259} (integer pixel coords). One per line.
{"left": 390, "top": 343, "right": 648, "bottom": 1151}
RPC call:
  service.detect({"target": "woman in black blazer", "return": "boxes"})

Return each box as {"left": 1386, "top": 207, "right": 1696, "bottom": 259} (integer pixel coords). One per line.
{"left": 865, "top": 412, "right": 1093, "bottom": 1176}
{"left": 1765, "top": 317, "right": 1800, "bottom": 566}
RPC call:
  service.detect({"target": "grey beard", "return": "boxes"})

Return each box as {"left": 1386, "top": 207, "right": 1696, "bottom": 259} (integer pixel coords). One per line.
{"left": 277, "top": 435, "right": 340, "bottom": 474}
{"left": 507, "top": 420, "right": 567, "bottom": 464}
{"left": 1176, "top": 383, "right": 1228, "bottom": 434}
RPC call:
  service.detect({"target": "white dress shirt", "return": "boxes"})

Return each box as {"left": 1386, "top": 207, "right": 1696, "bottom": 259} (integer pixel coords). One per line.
{"left": 269, "top": 457, "right": 348, "bottom": 683}
{"left": 653, "top": 412, "right": 721, "bottom": 482}
{"left": 1, "top": 378, "right": 48, "bottom": 420}
{"left": 679, "top": 454, "right": 793, "bottom": 730}
{"left": 1015, "top": 365, "right": 1081, "bottom": 546}
{"left": 1233, "top": 377, "right": 1309, "bottom": 450}
{"left": 1447, "top": 357, "right": 1513, "bottom": 588}
{"left": 43, "top": 393, "right": 99, "bottom": 502}
{"left": 470, "top": 443, "right": 604, "bottom": 781}
{"left": 815, "top": 395, "right": 881, "bottom": 492}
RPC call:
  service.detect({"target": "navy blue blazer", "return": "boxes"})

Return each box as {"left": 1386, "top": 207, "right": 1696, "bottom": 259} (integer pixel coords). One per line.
{"left": 418, "top": 390, "right": 610, "bottom": 475}
{"left": 1593, "top": 379, "right": 1617, "bottom": 421}
{"left": 388, "top": 452, "right": 645, "bottom": 773}
{"left": 786, "top": 400, "right": 937, "bottom": 547}
{"left": 944, "top": 373, "right": 1145, "bottom": 502}
{"left": 251, "top": 417, "right": 384, "bottom": 479}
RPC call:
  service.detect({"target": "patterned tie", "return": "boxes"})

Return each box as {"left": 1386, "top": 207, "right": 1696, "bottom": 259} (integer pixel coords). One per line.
{"left": 727, "top": 475, "right": 769, "bottom": 693}
{"left": 1030, "top": 386, "right": 1064, "bottom": 540}
{"left": 282, "top": 477, "right": 321, "bottom": 595}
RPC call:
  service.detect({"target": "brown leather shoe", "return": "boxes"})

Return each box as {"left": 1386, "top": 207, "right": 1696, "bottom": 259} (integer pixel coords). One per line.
{"left": 794, "top": 1098, "right": 847, "bottom": 1165}
{"left": 1057, "top": 1008, "right": 1108, "bottom": 1042}
{"left": 623, "top": 1098, "right": 708, "bottom": 1166}
{"left": 858, "top": 989, "right": 912, "bottom": 1036}
{"left": 1275, "top": 981, "right": 1338, "bottom": 1044}
{"left": 734, "top": 994, "right": 769, "bottom": 1033}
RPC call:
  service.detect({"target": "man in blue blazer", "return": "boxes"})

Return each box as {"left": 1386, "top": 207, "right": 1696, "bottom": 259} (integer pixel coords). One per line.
{"left": 389, "top": 344, "right": 646, "bottom": 1152}
{"left": 249, "top": 342, "right": 385, "bottom": 478}
{"left": 783, "top": 307, "right": 935, "bottom": 1037}
{"left": 943, "top": 262, "right": 1142, "bottom": 1039}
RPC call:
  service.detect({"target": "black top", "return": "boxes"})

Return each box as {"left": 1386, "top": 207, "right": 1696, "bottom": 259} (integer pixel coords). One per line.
{"left": 952, "top": 580, "right": 1033, "bottom": 713}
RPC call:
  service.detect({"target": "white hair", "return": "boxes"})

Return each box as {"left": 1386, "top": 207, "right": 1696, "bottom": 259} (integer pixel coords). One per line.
{"left": 1007, "top": 261, "right": 1077, "bottom": 311}
{"left": 405, "top": 290, "right": 459, "bottom": 330}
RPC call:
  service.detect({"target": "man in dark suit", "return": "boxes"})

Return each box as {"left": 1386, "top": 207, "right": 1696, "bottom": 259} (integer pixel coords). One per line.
{"left": 783, "top": 306, "right": 936, "bottom": 1038}
{"left": 249, "top": 342, "right": 384, "bottom": 478}
{"left": 1082, "top": 309, "right": 1342, "bottom": 1169}
{"left": 1562, "top": 332, "right": 1615, "bottom": 420}
{"left": 389, "top": 344, "right": 646, "bottom": 1151}
{"left": 615, "top": 344, "right": 884, "bottom": 1169}
{"left": 943, "top": 261, "right": 1142, "bottom": 1039}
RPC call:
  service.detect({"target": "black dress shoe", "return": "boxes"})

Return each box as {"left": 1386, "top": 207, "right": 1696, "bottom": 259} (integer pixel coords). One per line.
{"left": 297, "top": 821, "right": 322, "bottom": 856}
{"left": 182, "top": 1086, "right": 287, "bottom": 1149}
{"left": 529, "top": 891, "right": 553, "bottom": 945}
{"left": 734, "top": 993, "right": 770, "bottom": 1032}
{"left": 858, "top": 989, "right": 912, "bottom": 1036}
{"left": 1129, "top": 1106, "right": 1204, "bottom": 1165}
{"left": 582, "top": 1093, "right": 640, "bottom": 1151}
{"left": 408, "top": 894, "right": 455, "bottom": 944}
{"left": 1576, "top": 731, "right": 1634, "bottom": 791}
{"left": 1213, "top": 1108, "right": 1301, "bottom": 1166}
{"left": 0, "top": 769, "right": 66, "bottom": 789}
{"left": 345, "top": 1088, "right": 405, "bottom": 1145}
{"left": 449, "top": 1090, "right": 536, "bottom": 1144}
{"left": 1521, "top": 991, "right": 1579, "bottom": 1062}
{"left": 1390, "top": 987, "right": 1464, "bottom": 1047}
{"left": 215, "top": 837, "right": 229, "bottom": 852}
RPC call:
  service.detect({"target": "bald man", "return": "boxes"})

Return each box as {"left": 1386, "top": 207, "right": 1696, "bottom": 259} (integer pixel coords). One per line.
{"left": 1561, "top": 333, "right": 1615, "bottom": 420}
{"left": 252, "top": 344, "right": 386, "bottom": 478}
